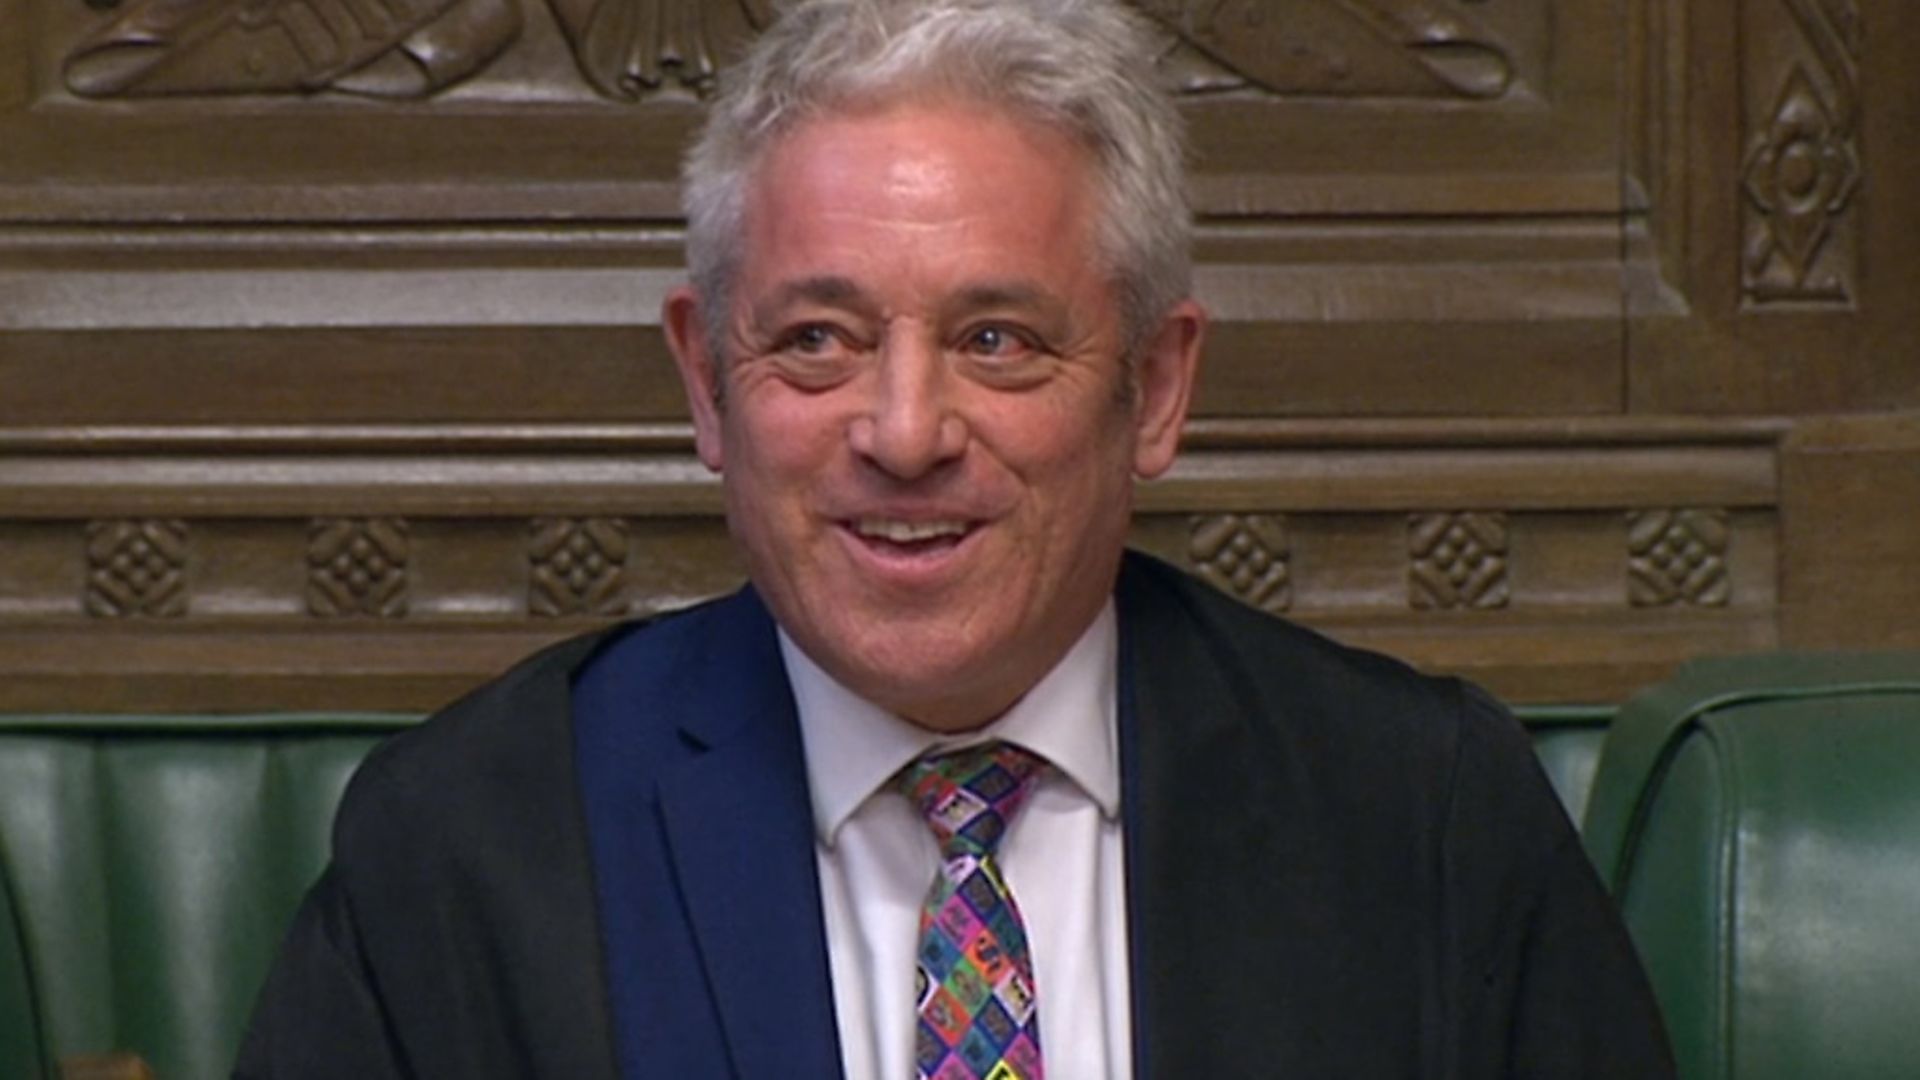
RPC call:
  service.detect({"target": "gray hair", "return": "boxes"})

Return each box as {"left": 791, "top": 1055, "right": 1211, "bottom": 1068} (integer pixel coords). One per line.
{"left": 681, "top": 0, "right": 1191, "bottom": 358}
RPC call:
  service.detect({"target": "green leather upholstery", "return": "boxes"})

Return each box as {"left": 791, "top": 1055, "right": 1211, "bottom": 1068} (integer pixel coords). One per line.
{"left": 1514, "top": 704, "right": 1611, "bottom": 822}
{"left": 0, "top": 705, "right": 1600, "bottom": 1079}
{"left": 24, "top": 680, "right": 1900, "bottom": 1080}
{"left": 1582, "top": 654, "right": 1920, "bottom": 1080}
{"left": 0, "top": 715, "right": 411, "bottom": 1080}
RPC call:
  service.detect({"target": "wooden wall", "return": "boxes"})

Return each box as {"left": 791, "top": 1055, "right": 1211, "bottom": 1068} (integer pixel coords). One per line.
{"left": 2, "top": 0, "right": 1915, "bottom": 710}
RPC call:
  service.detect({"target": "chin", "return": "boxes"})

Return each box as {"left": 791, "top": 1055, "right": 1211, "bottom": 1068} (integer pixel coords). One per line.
{"left": 826, "top": 626, "right": 1011, "bottom": 724}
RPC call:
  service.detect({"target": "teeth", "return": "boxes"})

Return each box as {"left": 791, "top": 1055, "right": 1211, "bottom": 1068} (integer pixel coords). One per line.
{"left": 853, "top": 519, "right": 969, "bottom": 543}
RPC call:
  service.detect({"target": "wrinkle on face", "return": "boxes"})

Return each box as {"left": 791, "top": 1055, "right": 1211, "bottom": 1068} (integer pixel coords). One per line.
{"left": 665, "top": 98, "right": 1198, "bottom": 731}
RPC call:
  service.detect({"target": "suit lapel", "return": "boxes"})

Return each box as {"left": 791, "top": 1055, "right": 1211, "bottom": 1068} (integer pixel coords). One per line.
{"left": 654, "top": 596, "right": 844, "bottom": 1080}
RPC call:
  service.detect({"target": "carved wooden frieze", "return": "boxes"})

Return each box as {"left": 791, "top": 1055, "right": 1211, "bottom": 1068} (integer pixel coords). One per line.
{"left": 84, "top": 519, "right": 188, "bottom": 618}
{"left": 1740, "top": 0, "right": 1862, "bottom": 305}
{"left": 52, "top": 0, "right": 1541, "bottom": 103}
{"left": 307, "top": 517, "right": 410, "bottom": 617}
{"left": 1188, "top": 513, "right": 1291, "bottom": 613}
{"left": 1408, "top": 511, "right": 1507, "bottom": 610}
{"left": 528, "top": 516, "right": 628, "bottom": 615}
{"left": 1627, "top": 508, "right": 1729, "bottom": 607}
{"left": 63, "top": 0, "right": 523, "bottom": 98}
{"left": 1140, "top": 0, "right": 1542, "bottom": 100}
{"left": 60, "top": 0, "right": 773, "bottom": 101}
{"left": 0, "top": 419, "right": 1807, "bottom": 708}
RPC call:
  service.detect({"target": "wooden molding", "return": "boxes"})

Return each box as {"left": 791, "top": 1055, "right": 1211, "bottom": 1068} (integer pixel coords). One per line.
{"left": 0, "top": 416, "right": 1803, "bottom": 708}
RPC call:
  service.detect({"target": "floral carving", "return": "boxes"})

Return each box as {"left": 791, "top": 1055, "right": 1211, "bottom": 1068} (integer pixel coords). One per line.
{"left": 60, "top": 0, "right": 1532, "bottom": 103}
{"left": 549, "top": 0, "right": 772, "bottom": 100}
{"left": 1139, "top": 0, "right": 1529, "bottom": 100}
{"left": 1188, "top": 514, "right": 1291, "bottom": 613}
{"left": 63, "top": 0, "right": 770, "bottom": 100}
{"left": 85, "top": 520, "right": 188, "bottom": 617}
{"left": 1628, "top": 510, "right": 1729, "bottom": 608}
{"left": 1408, "top": 512, "right": 1507, "bottom": 610}
{"left": 307, "top": 518, "right": 409, "bottom": 617}
{"left": 64, "top": 0, "right": 523, "bottom": 98}
{"left": 1742, "top": 68, "right": 1860, "bottom": 300}
{"left": 1740, "top": 0, "right": 1862, "bottom": 303}
{"left": 529, "top": 517, "right": 628, "bottom": 616}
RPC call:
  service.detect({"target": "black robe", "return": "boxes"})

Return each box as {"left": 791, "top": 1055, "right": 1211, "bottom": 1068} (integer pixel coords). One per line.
{"left": 236, "top": 552, "right": 1673, "bottom": 1078}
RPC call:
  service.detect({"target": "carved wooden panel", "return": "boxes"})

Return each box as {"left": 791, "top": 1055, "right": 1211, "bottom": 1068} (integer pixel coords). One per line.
{"left": 1, "top": 0, "right": 1631, "bottom": 423}
{"left": 1625, "top": 0, "right": 1916, "bottom": 413}
{"left": 1627, "top": 509, "right": 1731, "bottom": 608}
{"left": 2, "top": 1, "right": 1918, "bottom": 712}
{"left": 1189, "top": 513, "right": 1292, "bottom": 614}
{"left": 1408, "top": 512, "right": 1509, "bottom": 611}
{"left": 529, "top": 517, "right": 630, "bottom": 616}
{"left": 308, "top": 518, "right": 411, "bottom": 617}
{"left": 84, "top": 520, "right": 189, "bottom": 618}
{"left": 0, "top": 417, "right": 1821, "bottom": 709}
{"left": 1737, "top": 0, "right": 1861, "bottom": 307}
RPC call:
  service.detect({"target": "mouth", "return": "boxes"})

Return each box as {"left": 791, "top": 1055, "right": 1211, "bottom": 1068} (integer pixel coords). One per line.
{"left": 843, "top": 517, "right": 977, "bottom": 559}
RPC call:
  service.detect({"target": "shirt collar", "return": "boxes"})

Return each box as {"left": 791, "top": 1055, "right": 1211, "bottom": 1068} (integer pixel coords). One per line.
{"left": 784, "top": 600, "right": 1121, "bottom": 847}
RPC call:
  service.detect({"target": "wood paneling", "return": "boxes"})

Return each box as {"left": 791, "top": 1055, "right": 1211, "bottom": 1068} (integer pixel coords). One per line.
{"left": 2, "top": 0, "right": 1916, "bottom": 710}
{"left": 1780, "top": 413, "right": 1920, "bottom": 651}
{"left": 0, "top": 418, "right": 1796, "bottom": 707}
{"left": 1625, "top": 0, "right": 1920, "bottom": 414}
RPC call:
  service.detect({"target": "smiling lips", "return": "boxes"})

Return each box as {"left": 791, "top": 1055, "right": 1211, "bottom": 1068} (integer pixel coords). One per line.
{"left": 852, "top": 518, "right": 970, "bottom": 543}
{"left": 845, "top": 517, "right": 977, "bottom": 559}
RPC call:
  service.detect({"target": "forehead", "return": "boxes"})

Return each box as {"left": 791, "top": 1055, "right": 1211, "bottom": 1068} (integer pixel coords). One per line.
{"left": 736, "top": 99, "right": 1104, "bottom": 278}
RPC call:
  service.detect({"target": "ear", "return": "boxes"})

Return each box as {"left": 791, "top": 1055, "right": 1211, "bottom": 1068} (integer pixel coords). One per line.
{"left": 662, "top": 284, "right": 727, "bottom": 473}
{"left": 1130, "top": 298, "right": 1205, "bottom": 479}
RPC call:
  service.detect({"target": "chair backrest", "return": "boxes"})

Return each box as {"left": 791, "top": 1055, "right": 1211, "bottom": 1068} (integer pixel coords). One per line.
{"left": 1515, "top": 704, "right": 1611, "bottom": 822}
{"left": 0, "top": 715, "right": 411, "bottom": 1080}
{"left": 1582, "top": 654, "right": 1920, "bottom": 1080}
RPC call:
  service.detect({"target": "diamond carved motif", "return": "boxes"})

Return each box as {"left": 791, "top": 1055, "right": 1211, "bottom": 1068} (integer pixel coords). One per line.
{"left": 1408, "top": 512, "right": 1508, "bottom": 610}
{"left": 529, "top": 517, "right": 629, "bottom": 616}
{"left": 307, "top": 518, "right": 409, "bottom": 617}
{"left": 85, "top": 519, "right": 188, "bottom": 617}
{"left": 1188, "top": 513, "right": 1291, "bottom": 613}
{"left": 1739, "top": 0, "right": 1862, "bottom": 304}
{"left": 1628, "top": 509, "right": 1730, "bottom": 608}
{"left": 1742, "top": 68, "right": 1860, "bottom": 301}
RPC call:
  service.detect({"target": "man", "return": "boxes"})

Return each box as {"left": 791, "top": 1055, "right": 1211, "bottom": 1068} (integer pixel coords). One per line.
{"left": 237, "top": 0, "right": 1674, "bottom": 1077}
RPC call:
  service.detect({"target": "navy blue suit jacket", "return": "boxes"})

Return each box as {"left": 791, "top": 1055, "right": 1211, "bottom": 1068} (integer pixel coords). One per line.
{"left": 237, "top": 553, "right": 1672, "bottom": 1078}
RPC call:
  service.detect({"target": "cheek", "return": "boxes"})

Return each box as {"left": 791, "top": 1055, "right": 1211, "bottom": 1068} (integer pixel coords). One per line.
{"left": 727, "top": 396, "right": 838, "bottom": 479}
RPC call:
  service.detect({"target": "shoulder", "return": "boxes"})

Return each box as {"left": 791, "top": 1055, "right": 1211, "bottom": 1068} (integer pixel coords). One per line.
{"left": 1118, "top": 550, "right": 1519, "bottom": 763}
{"left": 1120, "top": 549, "right": 1577, "bottom": 918}
{"left": 331, "top": 588, "right": 765, "bottom": 856}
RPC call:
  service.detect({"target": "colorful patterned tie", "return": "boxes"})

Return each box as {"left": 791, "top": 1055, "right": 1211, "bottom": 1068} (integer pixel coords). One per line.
{"left": 896, "top": 741, "right": 1048, "bottom": 1080}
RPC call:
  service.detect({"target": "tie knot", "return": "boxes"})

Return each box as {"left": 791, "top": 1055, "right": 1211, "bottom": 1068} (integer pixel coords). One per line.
{"left": 897, "top": 741, "right": 1047, "bottom": 858}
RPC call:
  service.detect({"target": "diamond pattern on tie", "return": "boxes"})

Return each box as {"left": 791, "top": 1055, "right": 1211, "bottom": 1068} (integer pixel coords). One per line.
{"left": 898, "top": 742, "right": 1048, "bottom": 1080}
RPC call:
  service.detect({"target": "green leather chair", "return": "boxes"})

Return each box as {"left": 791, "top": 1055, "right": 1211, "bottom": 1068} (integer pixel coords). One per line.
{"left": 1583, "top": 654, "right": 1920, "bottom": 1080}
{"left": 0, "top": 715, "right": 410, "bottom": 1080}
{"left": 16, "top": 668, "right": 1919, "bottom": 1079}
{"left": 0, "top": 702, "right": 1609, "bottom": 1079}
{"left": 1517, "top": 704, "right": 1612, "bottom": 823}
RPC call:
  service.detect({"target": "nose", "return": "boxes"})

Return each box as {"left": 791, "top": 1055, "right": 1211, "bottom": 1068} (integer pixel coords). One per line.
{"left": 847, "top": 326, "right": 968, "bottom": 478}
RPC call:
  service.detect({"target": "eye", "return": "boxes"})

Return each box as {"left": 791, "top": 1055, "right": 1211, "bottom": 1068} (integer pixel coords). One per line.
{"left": 954, "top": 321, "right": 1054, "bottom": 389}
{"left": 786, "top": 323, "right": 838, "bottom": 355}
{"left": 763, "top": 320, "right": 863, "bottom": 391}
{"left": 960, "top": 323, "right": 1033, "bottom": 359}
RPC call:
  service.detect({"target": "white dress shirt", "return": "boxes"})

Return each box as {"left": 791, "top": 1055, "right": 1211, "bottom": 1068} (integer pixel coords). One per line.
{"left": 782, "top": 601, "right": 1132, "bottom": 1080}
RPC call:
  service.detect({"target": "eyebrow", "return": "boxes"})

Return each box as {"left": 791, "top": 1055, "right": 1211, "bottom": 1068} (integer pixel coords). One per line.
{"left": 949, "top": 282, "right": 1053, "bottom": 313}
{"left": 745, "top": 276, "right": 1065, "bottom": 333}
{"left": 750, "top": 276, "right": 870, "bottom": 328}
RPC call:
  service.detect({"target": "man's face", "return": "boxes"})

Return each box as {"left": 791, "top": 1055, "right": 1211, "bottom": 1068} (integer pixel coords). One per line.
{"left": 665, "top": 100, "right": 1202, "bottom": 731}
